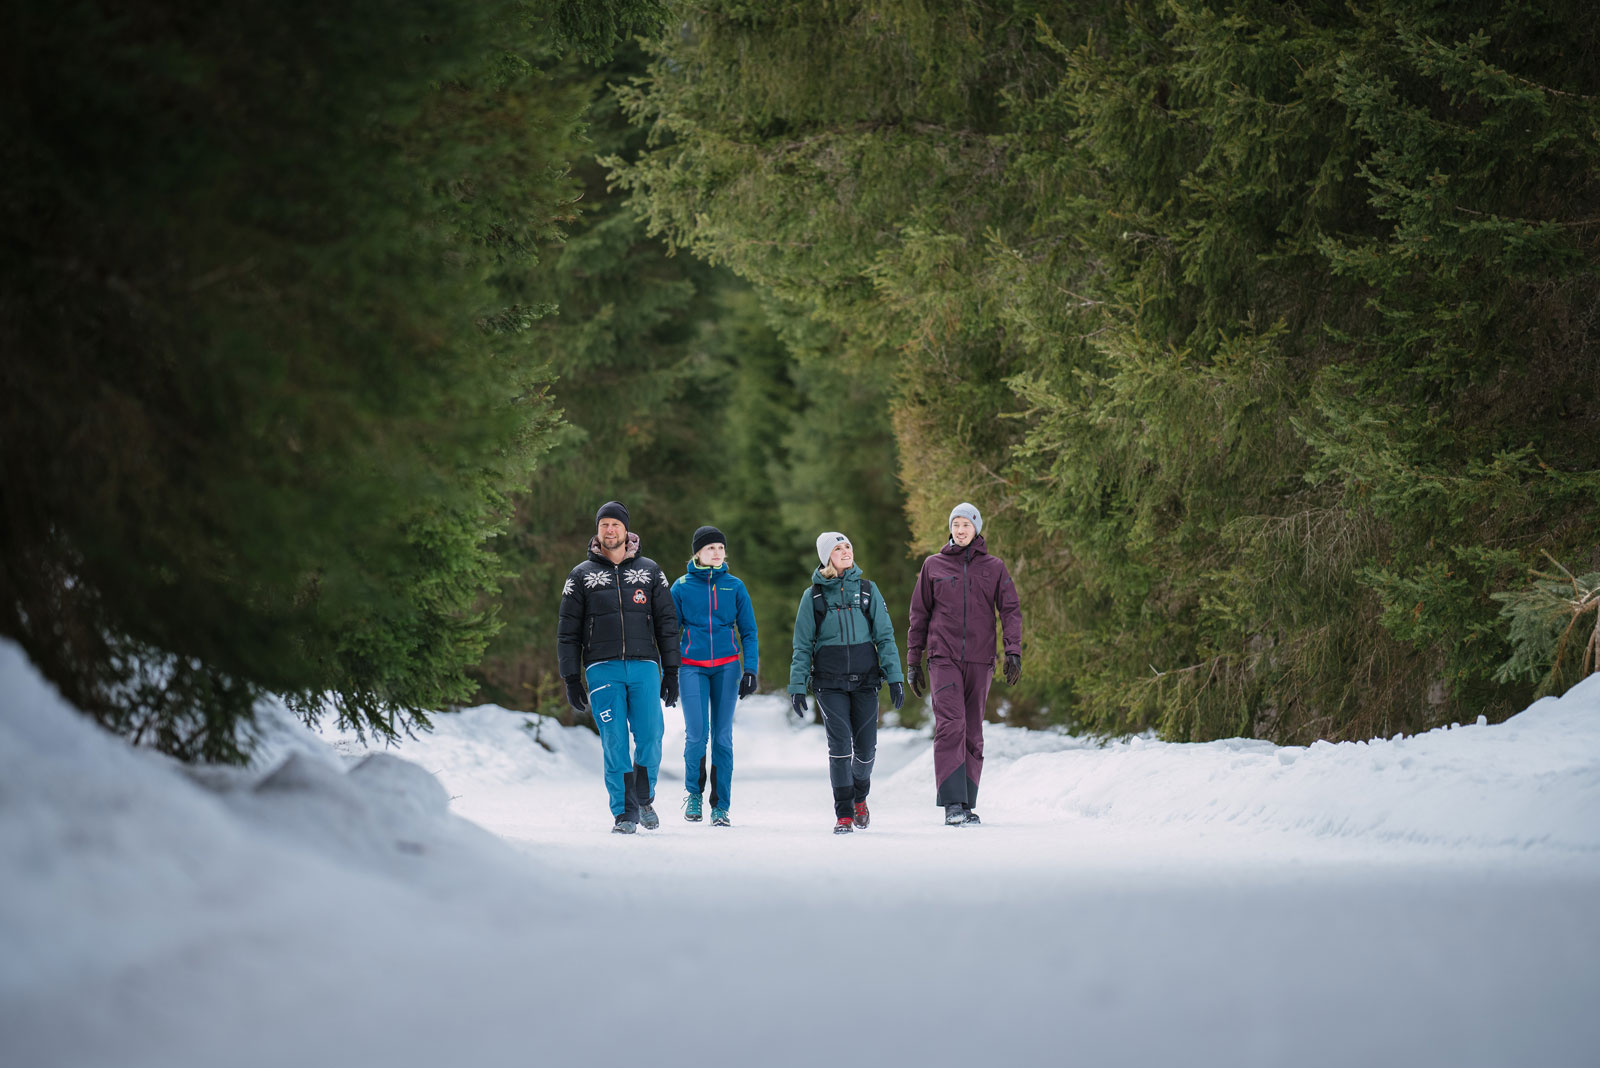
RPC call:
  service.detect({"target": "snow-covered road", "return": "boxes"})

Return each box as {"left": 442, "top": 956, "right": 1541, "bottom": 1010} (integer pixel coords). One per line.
{"left": 3, "top": 640, "right": 1598, "bottom": 1068}
{"left": 434, "top": 698, "right": 1600, "bottom": 1068}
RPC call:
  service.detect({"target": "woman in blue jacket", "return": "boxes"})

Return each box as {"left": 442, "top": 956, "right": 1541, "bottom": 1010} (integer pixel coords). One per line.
{"left": 670, "top": 525, "right": 759, "bottom": 827}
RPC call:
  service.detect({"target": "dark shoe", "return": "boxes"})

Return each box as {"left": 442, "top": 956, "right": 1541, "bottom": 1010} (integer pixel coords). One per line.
{"left": 962, "top": 807, "right": 982, "bottom": 826}
{"left": 853, "top": 801, "right": 870, "bottom": 829}
{"left": 944, "top": 803, "right": 966, "bottom": 826}
{"left": 639, "top": 803, "right": 659, "bottom": 830}
{"left": 833, "top": 816, "right": 855, "bottom": 834}
{"left": 683, "top": 793, "right": 703, "bottom": 822}
{"left": 612, "top": 815, "right": 638, "bottom": 834}
{"left": 711, "top": 807, "right": 731, "bottom": 827}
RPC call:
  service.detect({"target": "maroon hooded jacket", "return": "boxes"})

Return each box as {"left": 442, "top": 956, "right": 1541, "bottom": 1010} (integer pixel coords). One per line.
{"left": 906, "top": 534, "right": 1022, "bottom": 666}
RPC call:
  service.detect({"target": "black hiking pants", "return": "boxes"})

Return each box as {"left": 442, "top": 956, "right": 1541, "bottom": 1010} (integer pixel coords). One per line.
{"left": 815, "top": 688, "right": 878, "bottom": 818}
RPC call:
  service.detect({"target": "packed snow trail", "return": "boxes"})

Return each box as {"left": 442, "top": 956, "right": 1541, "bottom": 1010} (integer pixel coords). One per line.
{"left": 3, "top": 639, "right": 1598, "bottom": 1068}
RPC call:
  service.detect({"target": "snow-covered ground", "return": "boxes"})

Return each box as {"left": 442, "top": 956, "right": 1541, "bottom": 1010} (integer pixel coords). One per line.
{"left": 3, "top": 636, "right": 1598, "bottom": 1067}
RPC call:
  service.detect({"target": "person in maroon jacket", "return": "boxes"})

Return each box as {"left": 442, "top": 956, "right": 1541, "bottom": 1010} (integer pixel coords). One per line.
{"left": 906, "top": 502, "right": 1023, "bottom": 825}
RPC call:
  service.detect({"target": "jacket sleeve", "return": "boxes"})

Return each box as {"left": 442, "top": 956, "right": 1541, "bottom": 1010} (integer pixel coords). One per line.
{"left": 557, "top": 569, "right": 584, "bottom": 680}
{"left": 735, "top": 580, "right": 759, "bottom": 676}
{"left": 653, "top": 569, "right": 681, "bottom": 669}
{"left": 788, "top": 590, "right": 814, "bottom": 694}
{"left": 996, "top": 561, "right": 1022, "bottom": 657}
{"left": 905, "top": 558, "right": 932, "bottom": 666}
{"left": 868, "top": 581, "right": 905, "bottom": 684}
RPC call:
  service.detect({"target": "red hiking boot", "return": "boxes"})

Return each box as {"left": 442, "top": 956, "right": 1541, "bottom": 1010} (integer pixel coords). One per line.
{"left": 853, "top": 801, "right": 870, "bottom": 829}
{"left": 833, "top": 816, "right": 855, "bottom": 835}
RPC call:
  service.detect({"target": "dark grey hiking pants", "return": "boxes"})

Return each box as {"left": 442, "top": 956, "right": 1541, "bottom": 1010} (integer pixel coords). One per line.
{"left": 815, "top": 688, "right": 878, "bottom": 818}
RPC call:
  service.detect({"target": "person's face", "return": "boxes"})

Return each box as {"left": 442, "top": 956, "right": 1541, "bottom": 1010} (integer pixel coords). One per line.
{"left": 597, "top": 518, "right": 627, "bottom": 548}
{"left": 697, "top": 542, "right": 726, "bottom": 567}
{"left": 950, "top": 516, "right": 976, "bottom": 547}
{"left": 829, "top": 542, "right": 854, "bottom": 571}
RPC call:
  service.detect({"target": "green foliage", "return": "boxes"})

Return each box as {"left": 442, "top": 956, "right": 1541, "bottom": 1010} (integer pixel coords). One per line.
{"left": 1492, "top": 555, "right": 1600, "bottom": 697}
{"left": 0, "top": 1, "right": 607, "bottom": 760}
{"left": 611, "top": 0, "right": 1600, "bottom": 741}
{"left": 472, "top": 41, "right": 911, "bottom": 718}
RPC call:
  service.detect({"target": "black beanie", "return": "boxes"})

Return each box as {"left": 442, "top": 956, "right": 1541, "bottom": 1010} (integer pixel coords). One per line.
{"left": 691, "top": 525, "right": 726, "bottom": 556}
{"left": 595, "top": 500, "right": 629, "bottom": 530}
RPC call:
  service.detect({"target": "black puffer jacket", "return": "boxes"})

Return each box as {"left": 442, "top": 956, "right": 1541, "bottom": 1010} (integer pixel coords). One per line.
{"left": 557, "top": 533, "right": 680, "bottom": 679}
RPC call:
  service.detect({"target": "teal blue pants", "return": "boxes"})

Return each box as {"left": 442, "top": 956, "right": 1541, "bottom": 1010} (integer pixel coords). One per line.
{"left": 585, "top": 659, "right": 664, "bottom": 817}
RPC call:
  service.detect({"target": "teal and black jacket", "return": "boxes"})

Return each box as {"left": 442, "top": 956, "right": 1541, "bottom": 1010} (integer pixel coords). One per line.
{"left": 788, "top": 564, "right": 904, "bottom": 694}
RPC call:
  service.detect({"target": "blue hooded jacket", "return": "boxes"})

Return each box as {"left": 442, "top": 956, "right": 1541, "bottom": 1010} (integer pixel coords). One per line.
{"left": 671, "top": 561, "right": 759, "bottom": 673}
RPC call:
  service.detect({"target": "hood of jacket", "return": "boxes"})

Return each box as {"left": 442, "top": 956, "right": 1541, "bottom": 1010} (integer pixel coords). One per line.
{"left": 939, "top": 533, "right": 988, "bottom": 559}
{"left": 588, "top": 531, "right": 641, "bottom": 564}
{"left": 681, "top": 559, "right": 729, "bottom": 583}
{"left": 810, "top": 563, "right": 862, "bottom": 591}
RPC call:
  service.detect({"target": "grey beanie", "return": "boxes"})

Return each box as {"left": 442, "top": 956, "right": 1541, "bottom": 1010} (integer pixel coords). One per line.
{"left": 948, "top": 502, "right": 982, "bottom": 535}
{"left": 816, "top": 531, "right": 851, "bottom": 565}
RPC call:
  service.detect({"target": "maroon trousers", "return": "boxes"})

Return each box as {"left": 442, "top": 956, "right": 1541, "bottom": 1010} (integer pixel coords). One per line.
{"left": 929, "top": 657, "right": 992, "bottom": 808}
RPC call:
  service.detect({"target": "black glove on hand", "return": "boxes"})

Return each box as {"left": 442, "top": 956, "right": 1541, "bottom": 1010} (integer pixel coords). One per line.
{"left": 563, "top": 675, "right": 588, "bottom": 712}
{"left": 790, "top": 693, "right": 809, "bottom": 720}
{"left": 738, "top": 670, "right": 758, "bottom": 699}
{"left": 1003, "top": 652, "right": 1022, "bottom": 687}
{"left": 889, "top": 682, "right": 905, "bottom": 710}
{"left": 661, "top": 668, "right": 679, "bottom": 708}
{"left": 908, "top": 661, "right": 927, "bottom": 699}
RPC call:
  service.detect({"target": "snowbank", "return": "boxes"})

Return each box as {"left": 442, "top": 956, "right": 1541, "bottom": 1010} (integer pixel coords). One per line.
{"left": 4, "top": 636, "right": 1599, "bottom": 1068}
{"left": 879, "top": 677, "right": 1600, "bottom": 854}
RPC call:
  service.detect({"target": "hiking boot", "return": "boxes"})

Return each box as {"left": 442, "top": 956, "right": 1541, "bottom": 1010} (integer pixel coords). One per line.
{"left": 711, "top": 807, "right": 731, "bottom": 827}
{"left": 962, "top": 807, "right": 982, "bottom": 826}
{"left": 639, "top": 803, "right": 659, "bottom": 830}
{"left": 833, "top": 816, "right": 855, "bottom": 834}
{"left": 612, "top": 815, "right": 638, "bottom": 834}
{"left": 944, "top": 803, "right": 966, "bottom": 826}
{"left": 683, "top": 793, "right": 703, "bottom": 822}
{"left": 852, "top": 801, "right": 870, "bottom": 829}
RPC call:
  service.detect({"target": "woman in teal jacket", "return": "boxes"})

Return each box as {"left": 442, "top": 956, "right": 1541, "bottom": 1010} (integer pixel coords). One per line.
{"left": 670, "top": 525, "right": 759, "bottom": 827}
{"left": 788, "top": 531, "right": 905, "bottom": 834}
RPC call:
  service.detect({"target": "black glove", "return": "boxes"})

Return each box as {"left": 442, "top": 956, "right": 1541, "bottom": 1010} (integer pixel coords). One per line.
{"left": 661, "top": 668, "right": 679, "bottom": 708}
{"left": 908, "top": 661, "right": 926, "bottom": 699}
{"left": 738, "top": 670, "right": 758, "bottom": 699}
{"left": 889, "top": 682, "right": 905, "bottom": 710}
{"left": 790, "top": 693, "right": 809, "bottom": 720}
{"left": 1003, "top": 652, "right": 1022, "bottom": 687}
{"left": 563, "top": 675, "right": 588, "bottom": 712}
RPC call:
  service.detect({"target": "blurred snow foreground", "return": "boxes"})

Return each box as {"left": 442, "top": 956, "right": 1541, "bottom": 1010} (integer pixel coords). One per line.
{"left": 2, "top": 636, "right": 1598, "bottom": 1068}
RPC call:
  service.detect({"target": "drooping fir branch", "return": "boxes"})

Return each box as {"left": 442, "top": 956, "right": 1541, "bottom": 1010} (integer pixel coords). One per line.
{"left": 1492, "top": 552, "right": 1600, "bottom": 696}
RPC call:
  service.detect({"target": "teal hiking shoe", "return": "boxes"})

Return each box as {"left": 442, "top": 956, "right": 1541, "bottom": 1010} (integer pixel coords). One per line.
{"left": 710, "top": 807, "right": 731, "bottom": 827}
{"left": 683, "top": 793, "right": 703, "bottom": 822}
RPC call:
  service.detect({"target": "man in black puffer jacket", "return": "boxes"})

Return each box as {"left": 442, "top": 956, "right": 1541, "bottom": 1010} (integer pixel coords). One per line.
{"left": 558, "top": 501, "right": 680, "bottom": 834}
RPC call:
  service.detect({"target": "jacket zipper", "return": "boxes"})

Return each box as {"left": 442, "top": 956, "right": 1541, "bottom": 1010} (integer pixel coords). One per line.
{"left": 708, "top": 574, "right": 715, "bottom": 660}
{"left": 614, "top": 562, "right": 626, "bottom": 658}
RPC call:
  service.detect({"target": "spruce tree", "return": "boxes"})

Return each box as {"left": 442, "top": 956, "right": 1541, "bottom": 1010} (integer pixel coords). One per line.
{"left": 0, "top": 1, "right": 663, "bottom": 759}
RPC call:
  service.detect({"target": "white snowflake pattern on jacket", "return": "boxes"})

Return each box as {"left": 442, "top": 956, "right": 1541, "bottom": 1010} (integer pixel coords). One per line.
{"left": 623, "top": 567, "right": 653, "bottom": 586}
{"left": 582, "top": 570, "right": 613, "bottom": 590}
{"left": 561, "top": 578, "right": 575, "bottom": 597}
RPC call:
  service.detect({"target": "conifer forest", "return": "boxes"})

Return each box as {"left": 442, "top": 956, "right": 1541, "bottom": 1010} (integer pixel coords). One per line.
{"left": 4, "top": 0, "right": 1598, "bottom": 760}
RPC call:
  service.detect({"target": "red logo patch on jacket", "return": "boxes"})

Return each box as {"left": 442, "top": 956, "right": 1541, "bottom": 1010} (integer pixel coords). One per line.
{"left": 633, "top": 589, "right": 648, "bottom": 605}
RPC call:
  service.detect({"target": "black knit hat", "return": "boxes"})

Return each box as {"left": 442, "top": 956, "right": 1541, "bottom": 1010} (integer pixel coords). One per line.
{"left": 595, "top": 500, "right": 629, "bottom": 530}
{"left": 691, "top": 525, "right": 726, "bottom": 556}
